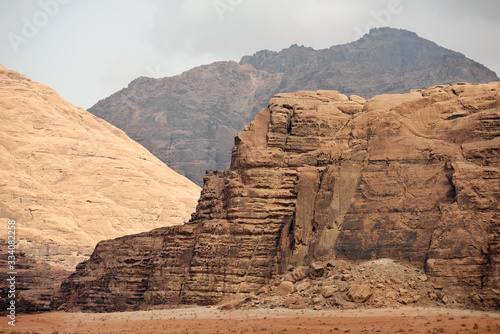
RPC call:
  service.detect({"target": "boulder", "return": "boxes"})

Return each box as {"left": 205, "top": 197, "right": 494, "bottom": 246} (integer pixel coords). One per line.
{"left": 322, "top": 287, "right": 338, "bottom": 298}
{"left": 345, "top": 284, "right": 373, "bottom": 303}
{"left": 291, "top": 266, "right": 309, "bottom": 282}
{"left": 277, "top": 281, "right": 295, "bottom": 296}
{"left": 309, "top": 261, "right": 325, "bottom": 278}
{"left": 296, "top": 281, "right": 311, "bottom": 292}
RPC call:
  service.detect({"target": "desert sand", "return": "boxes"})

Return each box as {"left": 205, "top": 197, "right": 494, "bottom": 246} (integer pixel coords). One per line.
{"left": 2, "top": 307, "right": 499, "bottom": 334}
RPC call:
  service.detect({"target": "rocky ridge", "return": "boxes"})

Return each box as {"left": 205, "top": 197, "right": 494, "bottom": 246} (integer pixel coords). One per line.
{"left": 0, "top": 65, "right": 200, "bottom": 311}
{"left": 54, "top": 81, "right": 500, "bottom": 312}
{"left": 89, "top": 28, "right": 499, "bottom": 186}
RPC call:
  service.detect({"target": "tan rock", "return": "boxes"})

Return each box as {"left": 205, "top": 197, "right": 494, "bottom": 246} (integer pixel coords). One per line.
{"left": 282, "top": 296, "right": 296, "bottom": 307}
{"left": 291, "top": 266, "right": 309, "bottom": 282}
{"left": 0, "top": 66, "right": 201, "bottom": 311}
{"left": 309, "top": 261, "right": 325, "bottom": 278}
{"left": 218, "top": 297, "right": 251, "bottom": 310}
{"left": 312, "top": 297, "right": 322, "bottom": 304}
{"left": 256, "top": 285, "right": 270, "bottom": 295}
{"left": 341, "top": 274, "right": 352, "bottom": 281}
{"left": 391, "top": 278, "right": 402, "bottom": 285}
{"left": 290, "top": 298, "right": 311, "bottom": 309}
{"left": 0, "top": 66, "right": 200, "bottom": 270}
{"left": 386, "top": 291, "right": 397, "bottom": 300}
{"left": 317, "top": 90, "right": 349, "bottom": 101}
{"left": 470, "top": 293, "right": 482, "bottom": 303}
{"left": 322, "top": 287, "right": 338, "bottom": 298}
{"left": 277, "top": 281, "right": 295, "bottom": 296}
{"left": 398, "top": 294, "right": 420, "bottom": 305}
{"left": 296, "top": 281, "right": 311, "bottom": 292}
{"left": 56, "top": 81, "right": 500, "bottom": 312}
{"left": 428, "top": 292, "right": 438, "bottom": 300}
{"left": 349, "top": 95, "right": 366, "bottom": 104}
{"left": 290, "top": 303, "right": 308, "bottom": 310}
{"left": 362, "top": 91, "right": 422, "bottom": 112}
{"left": 345, "top": 284, "right": 373, "bottom": 303}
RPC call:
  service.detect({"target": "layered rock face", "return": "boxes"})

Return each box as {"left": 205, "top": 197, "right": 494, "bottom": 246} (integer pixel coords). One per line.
{"left": 89, "top": 28, "right": 499, "bottom": 186}
{"left": 0, "top": 65, "right": 200, "bottom": 310}
{"left": 55, "top": 82, "right": 500, "bottom": 312}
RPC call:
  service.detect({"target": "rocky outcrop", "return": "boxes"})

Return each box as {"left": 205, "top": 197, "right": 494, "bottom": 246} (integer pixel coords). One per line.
{"left": 89, "top": 28, "right": 499, "bottom": 186}
{"left": 0, "top": 65, "right": 200, "bottom": 311}
{"left": 0, "top": 241, "right": 71, "bottom": 313}
{"left": 89, "top": 62, "right": 281, "bottom": 186}
{"left": 55, "top": 82, "right": 500, "bottom": 312}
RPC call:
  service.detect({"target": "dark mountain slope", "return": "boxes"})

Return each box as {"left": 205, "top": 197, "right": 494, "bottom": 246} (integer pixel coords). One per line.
{"left": 89, "top": 28, "right": 499, "bottom": 185}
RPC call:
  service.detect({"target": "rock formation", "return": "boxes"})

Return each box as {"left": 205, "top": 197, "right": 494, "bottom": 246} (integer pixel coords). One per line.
{"left": 54, "top": 81, "right": 500, "bottom": 312}
{"left": 89, "top": 27, "right": 499, "bottom": 185}
{"left": 0, "top": 65, "right": 200, "bottom": 311}
{"left": 89, "top": 61, "right": 281, "bottom": 186}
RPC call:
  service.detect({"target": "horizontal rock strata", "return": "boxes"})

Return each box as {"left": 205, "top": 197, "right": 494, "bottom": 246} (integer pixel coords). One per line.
{"left": 54, "top": 82, "right": 500, "bottom": 311}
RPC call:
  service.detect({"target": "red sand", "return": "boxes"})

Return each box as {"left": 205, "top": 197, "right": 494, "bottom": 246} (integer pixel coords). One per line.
{"left": 2, "top": 307, "right": 499, "bottom": 333}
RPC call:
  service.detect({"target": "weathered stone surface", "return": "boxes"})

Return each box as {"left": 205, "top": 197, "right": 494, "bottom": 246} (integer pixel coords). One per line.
{"left": 288, "top": 266, "right": 308, "bottom": 282}
{"left": 217, "top": 296, "right": 251, "bottom": 310}
{"left": 0, "top": 240, "right": 71, "bottom": 313}
{"left": 295, "top": 281, "right": 311, "bottom": 292}
{"left": 55, "top": 81, "right": 500, "bottom": 311}
{"left": 282, "top": 296, "right": 296, "bottom": 307}
{"left": 277, "top": 281, "right": 295, "bottom": 296}
{"left": 89, "top": 28, "right": 498, "bottom": 186}
{"left": 0, "top": 65, "right": 200, "bottom": 312}
{"left": 0, "top": 65, "right": 200, "bottom": 270}
{"left": 309, "top": 261, "right": 325, "bottom": 278}
{"left": 345, "top": 284, "right": 373, "bottom": 303}
{"left": 322, "top": 287, "right": 338, "bottom": 298}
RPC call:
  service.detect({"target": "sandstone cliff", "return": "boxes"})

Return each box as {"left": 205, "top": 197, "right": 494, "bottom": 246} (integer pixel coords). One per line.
{"left": 89, "top": 28, "right": 499, "bottom": 186}
{"left": 55, "top": 82, "right": 500, "bottom": 312}
{"left": 0, "top": 65, "right": 200, "bottom": 310}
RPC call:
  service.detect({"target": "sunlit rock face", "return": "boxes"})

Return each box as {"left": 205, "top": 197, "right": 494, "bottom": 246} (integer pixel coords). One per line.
{"left": 0, "top": 65, "right": 200, "bottom": 311}
{"left": 55, "top": 82, "right": 500, "bottom": 312}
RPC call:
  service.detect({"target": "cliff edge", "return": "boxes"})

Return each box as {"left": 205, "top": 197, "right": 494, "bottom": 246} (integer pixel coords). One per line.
{"left": 54, "top": 82, "right": 500, "bottom": 312}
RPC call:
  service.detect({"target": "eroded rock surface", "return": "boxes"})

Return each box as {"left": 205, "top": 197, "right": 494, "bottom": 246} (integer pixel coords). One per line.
{"left": 55, "top": 82, "right": 500, "bottom": 311}
{"left": 89, "top": 28, "right": 499, "bottom": 186}
{"left": 0, "top": 65, "right": 200, "bottom": 311}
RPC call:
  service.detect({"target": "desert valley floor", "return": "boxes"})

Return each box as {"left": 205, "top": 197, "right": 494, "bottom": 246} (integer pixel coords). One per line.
{"left": 2, "top": 307, "right": 499, "bottom": 334}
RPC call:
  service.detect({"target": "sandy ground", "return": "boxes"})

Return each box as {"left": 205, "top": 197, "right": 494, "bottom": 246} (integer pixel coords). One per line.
{"left": 1, "top": 307, "right": 499, "bottom": 334}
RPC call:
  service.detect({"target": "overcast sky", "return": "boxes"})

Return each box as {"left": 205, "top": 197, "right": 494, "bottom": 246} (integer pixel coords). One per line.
{"left": 1, "top": 0, "right": 499, "bottom": 109}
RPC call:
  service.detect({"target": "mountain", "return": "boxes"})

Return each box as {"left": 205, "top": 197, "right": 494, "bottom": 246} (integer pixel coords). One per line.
{"left": 89, "top": 27, "right": 499, "bottom": 186}
{"left": 0, "top": 65, "right": 200, "bottom": 311}
{"left": 54, "top": 81, "right": 500, "bottom": 312}
{"left": 90, "top": 62, "right": 281, "bottom": 185}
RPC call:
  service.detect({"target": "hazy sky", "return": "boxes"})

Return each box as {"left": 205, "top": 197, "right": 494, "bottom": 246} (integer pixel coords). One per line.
{"left": 1, "top": 0, "right": 499, "bottom": 109}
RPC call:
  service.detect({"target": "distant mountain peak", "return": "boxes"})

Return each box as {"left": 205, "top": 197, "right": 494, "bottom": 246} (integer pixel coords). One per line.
{"left": 90, "top": 28, "right": 498, "bottom": 186}
{"left": 240, "top": 27, "right": 475, "bottom": 76}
